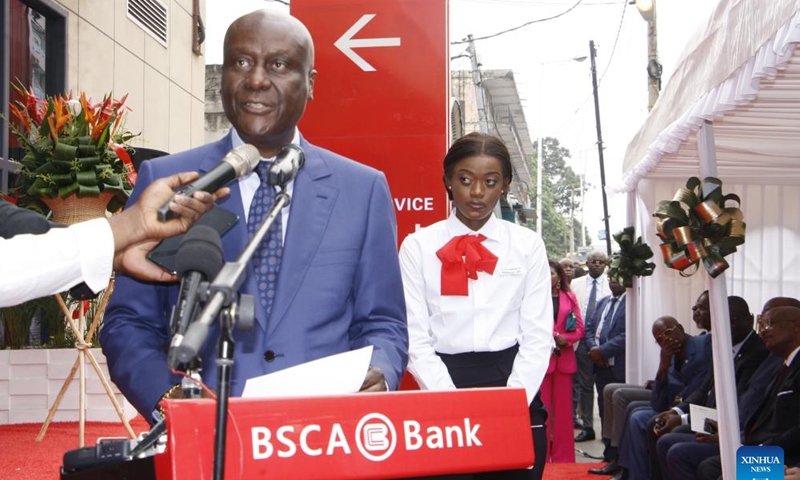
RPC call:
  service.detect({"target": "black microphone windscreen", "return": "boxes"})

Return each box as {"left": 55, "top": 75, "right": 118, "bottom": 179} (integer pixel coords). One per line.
{"left": 174, "top": 225, "right": 224, "bottom": 279}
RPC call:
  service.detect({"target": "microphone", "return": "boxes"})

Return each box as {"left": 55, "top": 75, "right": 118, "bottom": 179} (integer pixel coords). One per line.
{"left": 173, "top": 144, "right": 304, "bottom": 365}
{"left": 268, "top": 144, "right": 305, "bottom": 187}
{"left": 167, "top": 225, "right": 224, "bottom": 369}
{"left": 157, "top": 144, "right": 261, "bottom": 221}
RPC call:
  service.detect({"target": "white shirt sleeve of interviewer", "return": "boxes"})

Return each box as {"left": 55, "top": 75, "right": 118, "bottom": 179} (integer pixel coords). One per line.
{"left": 0, "top": 218, "right": 113, "bottom": 307}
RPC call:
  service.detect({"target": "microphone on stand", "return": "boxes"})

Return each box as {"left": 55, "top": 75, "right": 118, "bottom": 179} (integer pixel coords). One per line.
{"left": 157, "top": 144, "right": 261, "bottom": 221}
{"left": 167, "top": 225, "right": 224, "bottom": 370}
{"left": 175, "top": 144, "right": 306, "bottom": 364}
{"left": 268, "top": 144, "right": 305, "bottom": 187}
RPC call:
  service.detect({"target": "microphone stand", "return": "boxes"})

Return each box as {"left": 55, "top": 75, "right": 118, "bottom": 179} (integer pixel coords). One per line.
{"left": 179, "top": 190, "right": 290, "bottom": 480}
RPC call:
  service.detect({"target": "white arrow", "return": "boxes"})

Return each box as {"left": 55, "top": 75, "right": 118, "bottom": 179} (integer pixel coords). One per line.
{"left": 334, "top": 14, "right": 401, "bottom": 72}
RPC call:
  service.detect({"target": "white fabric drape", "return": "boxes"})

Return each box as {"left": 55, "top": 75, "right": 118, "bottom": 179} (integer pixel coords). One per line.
{"left": 618, "top": 2, "right": 800, "bottom": 478}
{"left": 628, "top": 179, "right": 800, "bottom": 385}
{"left": 615, "top": 3, "right": 800, "bottom": 194}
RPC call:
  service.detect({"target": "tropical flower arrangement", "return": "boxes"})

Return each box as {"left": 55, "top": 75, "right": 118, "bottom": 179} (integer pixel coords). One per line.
{"left": 5, "top": 82, "right": 138, "bottom": 212}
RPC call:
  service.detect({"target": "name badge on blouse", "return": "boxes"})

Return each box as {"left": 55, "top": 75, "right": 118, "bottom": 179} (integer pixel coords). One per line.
{"left": 500, "top": 266, "right": 523, "bottom": 276}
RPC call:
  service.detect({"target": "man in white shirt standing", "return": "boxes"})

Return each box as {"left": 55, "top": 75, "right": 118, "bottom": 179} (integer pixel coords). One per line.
{"left": 573, "top": 251, "right": 608, "bottom": 442}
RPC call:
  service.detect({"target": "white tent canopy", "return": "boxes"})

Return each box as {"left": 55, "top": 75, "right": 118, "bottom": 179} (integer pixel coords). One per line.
{"left": 615, "top": 1, "right": 800, "bottom": 478}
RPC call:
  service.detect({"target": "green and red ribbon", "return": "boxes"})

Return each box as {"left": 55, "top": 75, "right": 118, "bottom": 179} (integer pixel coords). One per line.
{"left": 609, "top": 227, "right": 655, "bottom": 288}
{"left": 653, "top": 177, "right": 745, "bottom": 278}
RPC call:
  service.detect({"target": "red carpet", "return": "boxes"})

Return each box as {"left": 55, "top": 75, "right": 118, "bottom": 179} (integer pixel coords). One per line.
{"left": 0, "top": 418, "right": 150, "bottom": 480}
{"left": 0, "top": 420, "right": 602, "bottom": 479}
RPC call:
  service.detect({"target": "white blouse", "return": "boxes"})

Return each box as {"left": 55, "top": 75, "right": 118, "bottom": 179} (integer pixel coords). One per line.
{"left": 399, "top": 213, "right": 554, "bottom": 404}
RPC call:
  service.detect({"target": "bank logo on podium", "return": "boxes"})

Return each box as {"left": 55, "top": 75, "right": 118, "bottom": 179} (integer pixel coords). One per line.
{"left": 737, "top": 445, "right": 783, "bottom": 480}
{"left": 356, "top": 413, "right": 397, "bottom": 461}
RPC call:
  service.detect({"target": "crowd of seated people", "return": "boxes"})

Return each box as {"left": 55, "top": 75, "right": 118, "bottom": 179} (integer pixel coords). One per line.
{"left": 554, "top": 251, "right": 799, "bottom": 479}
{"left": 581, "top": 294, "right": 800, "bottom": 480}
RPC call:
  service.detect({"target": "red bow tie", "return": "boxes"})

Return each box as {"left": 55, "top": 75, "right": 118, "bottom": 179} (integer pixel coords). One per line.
{"left": 436, "top": 234, "right": 498, "bottom": 296}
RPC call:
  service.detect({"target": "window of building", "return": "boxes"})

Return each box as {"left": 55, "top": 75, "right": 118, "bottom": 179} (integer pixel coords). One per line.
{"left": 0, "top": 0, "right": 67, "bottom": 194}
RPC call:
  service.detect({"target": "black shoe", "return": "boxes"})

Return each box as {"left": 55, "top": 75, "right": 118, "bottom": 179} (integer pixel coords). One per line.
{"left": 588, "top": 460, "right": 619, "bottom": 475}
{"left": 575, "top": 428, "right": 596, "bottom": 442}
{"left": 609, "top": 468, "right": 628, "bottom": 480}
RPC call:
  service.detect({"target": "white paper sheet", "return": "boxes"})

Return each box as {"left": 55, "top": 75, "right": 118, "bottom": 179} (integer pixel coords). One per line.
{"left": 242, "top": 345, "right": 373, "bottom": 398}
{"left": 689, "top": 404, "right": 718, "bottom": 434}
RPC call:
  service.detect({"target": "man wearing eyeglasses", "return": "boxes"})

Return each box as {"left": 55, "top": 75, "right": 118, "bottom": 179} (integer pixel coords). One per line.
{"left": 589, "top": 315, "right": 712, "bottom": 477}
{"left": 574, "top": 251, "right": 609, "bottom": 442}
{"left": 679, "top": 300, "right": 800, "bottom": 480}
{"left": 606, "top": 311, "right": 715, "bottom": 480}
{"left": 652, "top": 296, "right": 772, "bottom": 480}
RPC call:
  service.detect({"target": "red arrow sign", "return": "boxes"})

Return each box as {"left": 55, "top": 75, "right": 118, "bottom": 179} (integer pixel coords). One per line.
{"left": 293, "top": 0, "right": 450, "bottom": 243}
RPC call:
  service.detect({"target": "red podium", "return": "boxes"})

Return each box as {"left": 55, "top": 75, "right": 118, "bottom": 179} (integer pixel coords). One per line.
{"left": 154, "top": 388, "right": 533, "bottom": 479}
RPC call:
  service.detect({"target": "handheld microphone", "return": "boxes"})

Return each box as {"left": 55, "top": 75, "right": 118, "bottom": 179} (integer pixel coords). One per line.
{"left": 167, "top": 225, "right": 224, "bottom": 369}
{"left": 157, "top": 144, "right": 261, "bottom": 221}
{"left": 268, "top": 144, "right": 305, "bottom": 187}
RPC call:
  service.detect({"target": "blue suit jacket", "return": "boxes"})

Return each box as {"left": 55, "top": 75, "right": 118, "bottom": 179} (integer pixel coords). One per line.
{"left": 650, "top": 333, "right": 711, "bottom": 411}
{"left": 584, "top": 294, "right": 626, "bottom": 380}
{"left": 100, "top": 132, "right": 409, "bottom": 418}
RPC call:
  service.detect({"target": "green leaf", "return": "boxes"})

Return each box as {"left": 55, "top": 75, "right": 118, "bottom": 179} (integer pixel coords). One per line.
{"left": 53, "top": 142, "right": 78, "bottom": 161}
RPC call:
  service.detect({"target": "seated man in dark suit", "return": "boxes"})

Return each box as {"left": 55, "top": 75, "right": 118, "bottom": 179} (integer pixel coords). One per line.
{"left": 683, "top": 302, "right": 800, "bottom": 480}
{"left": 590, "top": 313, "right": 711, "bottom": 476}
{"left": 653, "top": 296, "right": 772, "bottom": 480}
{"left": 609, "top": 313, "right": 712, "bottom": 480}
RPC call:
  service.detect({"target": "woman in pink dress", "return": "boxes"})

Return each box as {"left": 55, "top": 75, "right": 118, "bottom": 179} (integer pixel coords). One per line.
{"left": 540, "top": 259, "right": 585, "bottom": 462}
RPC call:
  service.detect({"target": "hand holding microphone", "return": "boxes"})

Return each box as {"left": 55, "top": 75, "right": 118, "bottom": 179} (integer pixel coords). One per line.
{"left": 157, "top": 144, "right": 261, "bottom": 222}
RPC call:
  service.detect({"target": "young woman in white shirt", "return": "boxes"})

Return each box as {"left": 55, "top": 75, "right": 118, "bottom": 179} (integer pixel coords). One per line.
{"left": 399, "top": 132, "right": 554, "bottom": 480}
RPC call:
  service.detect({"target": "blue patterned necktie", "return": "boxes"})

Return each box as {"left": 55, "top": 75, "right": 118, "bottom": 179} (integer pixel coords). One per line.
{"left": 247, "top": 161, "right": 283, "bottom": 318}
{"left": 599, "top": 296, "right": 618, "bottom": 344}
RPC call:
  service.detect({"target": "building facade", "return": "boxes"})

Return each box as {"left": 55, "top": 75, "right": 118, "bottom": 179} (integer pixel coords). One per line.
{"left": 1, "top": 0, "right": 207, "bottom": 193}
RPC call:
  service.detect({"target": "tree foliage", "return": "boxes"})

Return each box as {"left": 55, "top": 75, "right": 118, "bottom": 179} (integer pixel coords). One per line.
{"left": 528, "top": 137, "right": 592, "bottom": 259}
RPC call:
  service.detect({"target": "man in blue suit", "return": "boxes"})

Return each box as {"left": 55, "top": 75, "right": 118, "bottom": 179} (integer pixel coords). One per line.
{"left": 100, "top": 9, "right": 408, "bottom": 420}
{"left": 585, "top": 277, "right": 627, "bottom": 446}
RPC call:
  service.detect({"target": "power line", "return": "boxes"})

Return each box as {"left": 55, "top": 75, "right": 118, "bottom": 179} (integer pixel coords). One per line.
{"left": 546, "top": 0, "right": 628, "bottom": 138}
{"left": 451, "top": 0, "right": 585, "bottom": 44}
{"left": 598, "top": 0, "right": 628, "bottom": 82}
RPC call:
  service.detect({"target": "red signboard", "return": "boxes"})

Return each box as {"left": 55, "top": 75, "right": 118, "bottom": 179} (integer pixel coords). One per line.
{"left": 155, "top": 389, "right": 533, "bottom": 479}
{"left": 292, "top": 0, "right": 450, "bottom": 242}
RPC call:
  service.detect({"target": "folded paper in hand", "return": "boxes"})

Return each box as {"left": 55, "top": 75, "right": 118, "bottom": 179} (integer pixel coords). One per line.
{"left": 689, "top": 404, "right": 717, "bottom": 434}
{"left": 242, "top": 346, "right": 373, "bottom": 398}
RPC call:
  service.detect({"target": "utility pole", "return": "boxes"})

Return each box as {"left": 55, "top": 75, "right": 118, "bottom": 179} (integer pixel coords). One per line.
{"left": 589, "top": 40, "right": 612, "bottom": 256}
{"left": 636, "top": 0, "right": 662, "bottom": 111}
{"left": 646, "top": 9, "right": 660, "bottom": 110}
{"left": 580, "top": 174, "right": 586, "bottom": 248}
{"left": 466, "top": 34, "right": 489, "bottom": 133}
{"left": 569, "top": 184, "right": 575, "bottom": 254}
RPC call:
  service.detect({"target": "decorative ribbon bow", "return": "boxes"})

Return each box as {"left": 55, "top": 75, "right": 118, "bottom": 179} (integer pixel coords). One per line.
{"left": 609, "top": 227, "right": 655, "bottom": 288}
{"left": 652, "top": 177, "right": 745, "bottom": 278}
{"left": 436, "top": 234, "right": 498, "bottom": 296}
